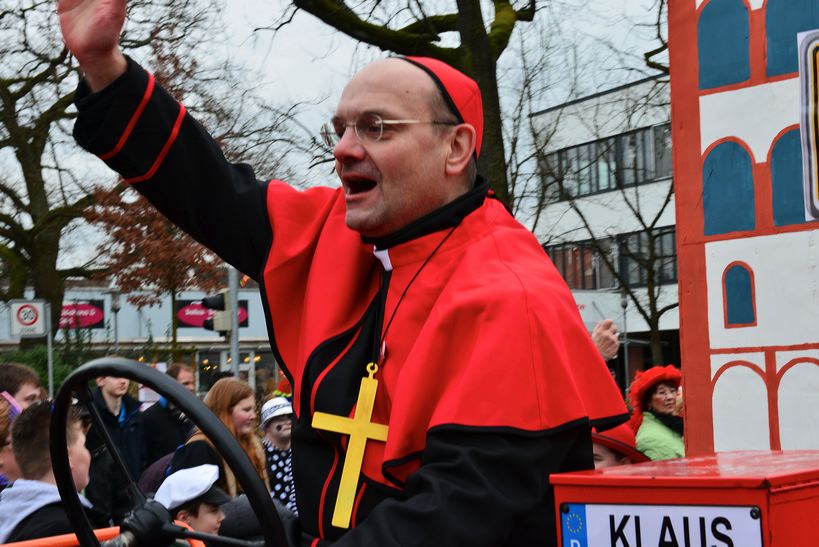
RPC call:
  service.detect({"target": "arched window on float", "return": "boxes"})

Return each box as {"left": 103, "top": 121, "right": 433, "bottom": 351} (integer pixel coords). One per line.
{"left": 723, "top": 262, "right": 756, "bottom": 328}
{"left": 703, "top": 141, "right": 755, "bottom": 235}
{"left": 771, "top": 129, "right": 807, "bottom": 226}
{"left": 766, "top": 0, "right": 819, "bottom": 76}
{"left": 697, "top": 0, "right": 750, "bottom": 89}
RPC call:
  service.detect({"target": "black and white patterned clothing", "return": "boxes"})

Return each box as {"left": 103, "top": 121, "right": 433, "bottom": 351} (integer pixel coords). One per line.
{"left": 263, "top": 438, "right": 298, "bottom": 516}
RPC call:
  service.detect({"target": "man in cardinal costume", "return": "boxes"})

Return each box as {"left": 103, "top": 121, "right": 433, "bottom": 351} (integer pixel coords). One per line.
{"left": 59, "top": 2, "right": 628, "bottom": 544}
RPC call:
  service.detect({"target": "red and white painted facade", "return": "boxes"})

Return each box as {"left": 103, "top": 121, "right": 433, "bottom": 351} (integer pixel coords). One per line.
{"left": 669, "top": 0, "right": 819, "bottom": 454}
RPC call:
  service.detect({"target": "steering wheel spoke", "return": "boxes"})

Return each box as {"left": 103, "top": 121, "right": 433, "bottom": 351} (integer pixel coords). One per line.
{"left": 78, "top": 386, "right": 147, "bottom": 508}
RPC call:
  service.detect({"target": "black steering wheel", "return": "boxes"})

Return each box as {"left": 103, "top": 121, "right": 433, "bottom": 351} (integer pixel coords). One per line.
{"left": 49, "top": 357, "right": 289, "bottom": 547}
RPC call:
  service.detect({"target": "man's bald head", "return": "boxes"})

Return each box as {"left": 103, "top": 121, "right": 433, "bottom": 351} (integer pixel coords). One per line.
{"left": 331, "top": 57, "right": 478, "bottom": 237}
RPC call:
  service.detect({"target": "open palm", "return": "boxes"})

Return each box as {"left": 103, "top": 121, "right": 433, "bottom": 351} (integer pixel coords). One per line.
{"left": 58, "top": 0, "right": 126, "bottom": 65}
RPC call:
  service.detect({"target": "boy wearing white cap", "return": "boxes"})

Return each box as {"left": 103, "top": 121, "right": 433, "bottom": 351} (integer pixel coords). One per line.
{"left": 260, "top": 397, "right": 297, "bottom": 516}
{"left": 154, "top": 464, "right": 230, "bottom": 536}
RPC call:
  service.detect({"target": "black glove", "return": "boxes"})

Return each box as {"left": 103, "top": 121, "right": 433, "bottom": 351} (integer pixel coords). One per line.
{"left": 117, "top": 500, "right": 176, "bottom": 547}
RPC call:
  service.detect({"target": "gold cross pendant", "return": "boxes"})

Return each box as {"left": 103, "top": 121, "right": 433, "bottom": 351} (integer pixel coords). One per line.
{"left": 312, "top": 362, "right": 389, "bottom": 529}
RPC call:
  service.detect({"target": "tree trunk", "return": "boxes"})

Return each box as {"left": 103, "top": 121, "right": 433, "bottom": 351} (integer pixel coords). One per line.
{"left": 649, "top": 320, "right": 665, "bottom": 364}
{"left": 20, "top": 229, "right": 65, "bottom": 350}
{"left": 171, "top": 290, "right": 180, "bottom": 361}
{"left": 456, "top": 0, "right": 509, "bottom": 205}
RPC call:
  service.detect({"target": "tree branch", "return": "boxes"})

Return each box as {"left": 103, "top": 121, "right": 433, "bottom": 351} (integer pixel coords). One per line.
{"left": 399, "top": 13, "right": 459, "bottom": 37}
{"left": 292, "top": 0, "right": 459, "bottom": 63}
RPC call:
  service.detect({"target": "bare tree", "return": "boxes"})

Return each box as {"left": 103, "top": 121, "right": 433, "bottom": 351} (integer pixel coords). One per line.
{"left": 498, "top": 0, "right": 676, "bottom": 363}
{"left": 533, "top": 76, "right": 676, "bottom": 363}
{"left": 86, "top": 186, "right": 224, "bottom": 355}
{"left": 0, "top": 0, "right": 319, "bottom": 339}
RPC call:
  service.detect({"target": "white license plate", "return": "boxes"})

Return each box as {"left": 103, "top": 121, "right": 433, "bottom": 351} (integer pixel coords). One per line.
{"left": 560, "top": 503, "right": 762, "bottom": 547}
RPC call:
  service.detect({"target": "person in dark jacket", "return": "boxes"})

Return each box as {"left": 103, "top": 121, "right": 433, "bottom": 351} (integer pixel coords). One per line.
{"left": 0, "top": 401, "right": 105, "bottom": 543}
{"left": 142, "top": 363, "right": 195, "bottom": 467}
{"left": 85, "top": 376, "right": 146, "bottom": 524}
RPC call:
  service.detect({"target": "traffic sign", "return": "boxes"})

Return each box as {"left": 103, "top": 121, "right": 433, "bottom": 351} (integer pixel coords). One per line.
{"left": 9, "top": 299, "right": 48, "bottom": 337}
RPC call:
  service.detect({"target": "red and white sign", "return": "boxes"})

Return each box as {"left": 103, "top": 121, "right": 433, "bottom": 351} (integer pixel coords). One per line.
{"left": 9, "top": 299, "right": 47, "bottom": 337}
{"left": 59, "top": 300, "right": 105, "bottom": 330}
{"left": 176, "top": 300, "right": 249, "bottom": 328}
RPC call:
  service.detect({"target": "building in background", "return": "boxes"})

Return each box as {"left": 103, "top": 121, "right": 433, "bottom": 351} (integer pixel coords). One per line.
{"left": 530, "top": 75, "right": 678, "bottom": 391}
{"left": 0, "top": 280, "right": 280, "bottom": 395}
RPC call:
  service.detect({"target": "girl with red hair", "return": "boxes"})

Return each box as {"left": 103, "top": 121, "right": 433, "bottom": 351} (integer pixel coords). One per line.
{"left": 171, "top": 378, "right": 267, "bottom": 497}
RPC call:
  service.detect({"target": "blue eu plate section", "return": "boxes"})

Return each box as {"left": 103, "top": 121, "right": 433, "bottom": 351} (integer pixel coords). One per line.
{"left": 561, "top": 503, "right": 588, "bottom": 547}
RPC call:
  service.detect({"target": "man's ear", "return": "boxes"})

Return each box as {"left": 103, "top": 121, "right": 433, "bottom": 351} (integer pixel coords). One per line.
{"left": 444, "top": 124, "right": 476, "bottom": 177}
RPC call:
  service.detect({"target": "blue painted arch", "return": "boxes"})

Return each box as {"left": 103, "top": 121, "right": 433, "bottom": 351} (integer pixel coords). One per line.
{"left": 703, "top": 141, "right": 756, "bottom": 235}
{"left": 698, "top": 0, "right": 751, "bottom": 89}
{"left": 766, "top": 0, "right": 819, "bottom": 76}
{"left": 724, "top": 263, "right": 755, "bottom": 326}
{"left": 771, "top": 129, "right": 806, "bottom": 226}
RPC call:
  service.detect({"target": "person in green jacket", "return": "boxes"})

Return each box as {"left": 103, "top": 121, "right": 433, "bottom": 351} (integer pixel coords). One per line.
{"left": 627, "top": 365, "right": 684, "bottom": 461}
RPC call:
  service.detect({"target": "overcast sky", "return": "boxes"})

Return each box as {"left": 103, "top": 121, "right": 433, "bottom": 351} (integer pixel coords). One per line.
{"left": 221, "top": 0, "right": 665, "bottom": 127}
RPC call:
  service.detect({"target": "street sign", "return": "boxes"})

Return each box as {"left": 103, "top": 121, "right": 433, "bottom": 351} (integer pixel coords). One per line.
{"left": 9, "top": 299, "right": 47, "bottom": 337}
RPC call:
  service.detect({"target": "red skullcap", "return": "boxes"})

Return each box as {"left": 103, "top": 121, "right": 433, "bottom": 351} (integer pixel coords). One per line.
{"left": 592, "top": 423, "right": 650, "bottom": 464}
{"left": 400, "top": 56, "right": 484, "bottom": 158}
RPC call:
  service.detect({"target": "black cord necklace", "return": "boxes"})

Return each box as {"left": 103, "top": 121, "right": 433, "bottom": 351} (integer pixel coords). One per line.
{"left": 372, "top": 224, "right": 459, "bottom": 366}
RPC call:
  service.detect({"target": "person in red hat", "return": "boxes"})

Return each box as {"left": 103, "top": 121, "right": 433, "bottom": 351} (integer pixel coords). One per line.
{"left": 592, "top": 423, "right": 650, "bottom": 469}
{"left": 627, "top": 365, "right": 685, "bottom": 461}
{"left": 57, "top": 4, "right": 629, "bottom": 545}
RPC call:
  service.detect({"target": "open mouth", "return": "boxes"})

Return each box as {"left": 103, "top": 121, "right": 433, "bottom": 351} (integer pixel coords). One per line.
{"left": 344, "top": 176, "right": 377, "bottom": 195}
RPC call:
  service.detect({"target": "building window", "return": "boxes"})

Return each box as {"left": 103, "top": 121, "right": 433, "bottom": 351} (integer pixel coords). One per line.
{"left": 766, "top": 0, "right": 819, "bottom": 76}
{"left": 697, "top": 0, "right": 750, "bottom": 89}
{"left": 544, "top": 239, "right": 616, "bottom": 290}
{"left": 617, "top": 227, "right": 678, "bottom": 288}
{"left": 723, "top": 262, "right": 756, "bottom": 327}
{"left": 545, "top": 229, "right": 677, "bottom": 290}
{"left": 702, "top": 141, "right": 755, "bottom": 235}
{"left": 771, "top": 129, "right": 807, "bottom": 226}
{"left": 653, "top": 124, "right": 673, "bottom": 179}
{"left": 543, "top": 123, "right": 672, "bottom": 200}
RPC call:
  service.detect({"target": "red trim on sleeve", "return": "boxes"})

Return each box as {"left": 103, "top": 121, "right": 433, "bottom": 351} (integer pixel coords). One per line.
{"left": 124, "top": 103, "right": 187, "bottom": 184}
{"left": 99, "top": 72, "right": 156, "bottom": 160}
{"left": 350, "top": 481, "right": 367, "bottom": 527}
{"left": 317, "top": 447, "right": 340, "bottom": 539}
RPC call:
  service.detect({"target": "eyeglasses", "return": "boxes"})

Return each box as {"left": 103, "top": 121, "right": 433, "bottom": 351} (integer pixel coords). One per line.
{"left": 320, "top": 112, "right": 458, "bottom": 147}
{"left": 653, "top": 386, "right": 678, "bottom": 398}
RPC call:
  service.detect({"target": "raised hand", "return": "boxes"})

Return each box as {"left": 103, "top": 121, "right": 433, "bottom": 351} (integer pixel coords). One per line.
{"left": 592, "top": 318, "right": 620, "bottom": 361}
{"left": 57, "top": 0, "right": 128, "bottom": 91}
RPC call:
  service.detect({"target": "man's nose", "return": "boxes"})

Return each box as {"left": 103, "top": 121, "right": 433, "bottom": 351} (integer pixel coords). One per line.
{"left": 333, "top": 127, "right": 366, "bottom": 163}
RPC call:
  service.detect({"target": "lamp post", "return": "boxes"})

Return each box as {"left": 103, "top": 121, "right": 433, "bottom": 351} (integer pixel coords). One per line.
{"left": 620, "top": 289, "right": 630, "bottom": 396}
{"left": 107, "top": 288, "right": 121, "bottom": 354}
